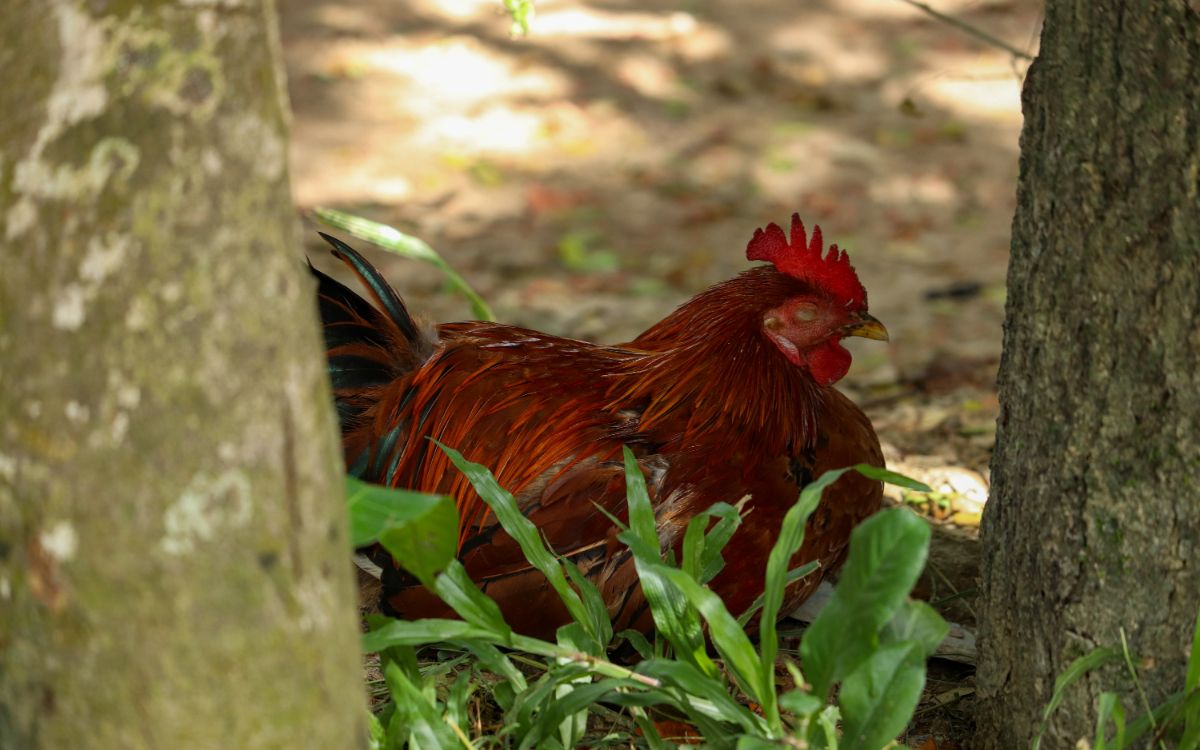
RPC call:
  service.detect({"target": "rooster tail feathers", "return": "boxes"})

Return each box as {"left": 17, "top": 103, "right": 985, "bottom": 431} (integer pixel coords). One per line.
{"left": 317, "top": 233, "right": 422, "bottom": 343}
{"left": 311, "top": 234, "right": 435, "bottom": 438}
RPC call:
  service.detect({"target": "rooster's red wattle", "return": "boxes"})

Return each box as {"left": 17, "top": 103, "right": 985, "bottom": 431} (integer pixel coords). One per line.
{"left": 312, "top": 214, "right": 887, "bottom": 637}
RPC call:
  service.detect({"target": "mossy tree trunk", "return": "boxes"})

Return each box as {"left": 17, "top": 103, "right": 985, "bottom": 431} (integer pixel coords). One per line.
{"left": 976, "top": 1, "right": 1200, "bottom": 747}
{"left": 0, "top": 1, "right": 364, "bottom": 747}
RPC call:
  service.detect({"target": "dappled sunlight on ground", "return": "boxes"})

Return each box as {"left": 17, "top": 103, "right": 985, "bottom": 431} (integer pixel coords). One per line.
{"left": 283, "top": 0, "right": 1041, "bottom": 551}
{"left": 283, "top": 3, "right": 1043, "bottom": 741}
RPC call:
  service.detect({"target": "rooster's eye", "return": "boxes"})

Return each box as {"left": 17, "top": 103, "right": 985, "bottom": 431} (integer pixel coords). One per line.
{"left": 793, "top": 306, "right": 818, "bottom": 322}
{"left": 764, "top": 316, "right": 782, "bottom": 331}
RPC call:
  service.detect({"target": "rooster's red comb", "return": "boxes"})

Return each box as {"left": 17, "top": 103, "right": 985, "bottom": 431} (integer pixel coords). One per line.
{"left": 746, "top": 213, "right": 867, "bottom": 309}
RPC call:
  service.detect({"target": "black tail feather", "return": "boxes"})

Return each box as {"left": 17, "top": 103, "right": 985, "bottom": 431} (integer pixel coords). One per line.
{"left": 318, "top": 233, "right": 421, "bottom": 343}
{"left": 310, "top": 234, "right": 433, "bottom": 435}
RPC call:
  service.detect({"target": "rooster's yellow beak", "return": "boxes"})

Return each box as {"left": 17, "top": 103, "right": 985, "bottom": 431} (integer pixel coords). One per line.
{"left": 843, "top": 313, "right": 889, "bottom": 342}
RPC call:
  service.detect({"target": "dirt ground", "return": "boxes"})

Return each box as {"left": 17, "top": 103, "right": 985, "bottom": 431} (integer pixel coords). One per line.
{"left": 281, "top": 0, "right": 1043, "bottom": 745}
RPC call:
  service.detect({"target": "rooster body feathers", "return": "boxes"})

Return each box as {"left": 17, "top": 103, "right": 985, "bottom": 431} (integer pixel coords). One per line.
{"left": 313, "top": 218, "right": 885, "bottom": 637}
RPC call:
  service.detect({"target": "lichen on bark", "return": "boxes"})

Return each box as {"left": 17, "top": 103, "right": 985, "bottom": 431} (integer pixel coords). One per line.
{"left": 0, "top": 1, "right": 365, "bottom": 747}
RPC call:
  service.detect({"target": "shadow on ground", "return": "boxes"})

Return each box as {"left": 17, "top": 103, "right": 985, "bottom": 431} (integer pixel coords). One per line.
{"left": 282, "top": 2, "right": 1043, "bottom": 744}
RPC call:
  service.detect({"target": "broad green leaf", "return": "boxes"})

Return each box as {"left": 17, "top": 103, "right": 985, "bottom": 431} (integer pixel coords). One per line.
{"left": 314, "top": 208, "right": 494, "bottom": 321}
{"left": 345, "top": 477, "right": 457, "bottom": 585}
{"left": 839, "top": 641, "right": 926, "bottom": 750}
{"left": 881, "top": 600, "right": 949, "bottom": 659}
{"left": 346, "top": 476, "right": 430, "bottom": 547}
{"left": 801, "top": 507, "right": 932, "bottom": 699}
{"left": 779, "top": 689, "right": 822, "bottom": 717}
{"left": 762, "top": 465, "right": 930, "bottom": 726}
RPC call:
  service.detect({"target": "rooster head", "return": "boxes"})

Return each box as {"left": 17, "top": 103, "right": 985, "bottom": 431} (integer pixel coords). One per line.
{"left": 746, "top": 213, "right": 888, "bottom": 386}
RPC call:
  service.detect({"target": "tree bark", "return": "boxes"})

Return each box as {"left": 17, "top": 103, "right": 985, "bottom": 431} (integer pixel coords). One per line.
{"left": 977, "top": 1, "right": 1200, "bottom": 747}
{"left": 0, "top": 2, "right": 365, "bottom": 748}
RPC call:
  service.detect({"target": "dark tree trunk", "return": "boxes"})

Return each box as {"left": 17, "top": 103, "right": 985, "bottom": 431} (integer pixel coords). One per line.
{"left": 0, "top": 1, "right": 365, "bottom": 747}
{"left": 976, "top": 1, "right": 1200, "bottom": 747}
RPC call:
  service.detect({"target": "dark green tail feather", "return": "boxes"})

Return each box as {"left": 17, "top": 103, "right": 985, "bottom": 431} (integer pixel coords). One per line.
{"left": 310, "top": 234, "right": 432, "bottom": 447}
{"left": 317, "top": 232, "right": 421, "bottom": 343}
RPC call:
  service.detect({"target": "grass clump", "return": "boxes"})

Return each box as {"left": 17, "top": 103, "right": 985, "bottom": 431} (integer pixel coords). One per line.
{"left": 350, "top": 445, "right": 945, "bottom": 749}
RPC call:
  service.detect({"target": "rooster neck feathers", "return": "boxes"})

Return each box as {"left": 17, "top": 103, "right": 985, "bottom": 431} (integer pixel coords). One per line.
{"left": 619, "top": 267, "right": 824, "bottom": 454}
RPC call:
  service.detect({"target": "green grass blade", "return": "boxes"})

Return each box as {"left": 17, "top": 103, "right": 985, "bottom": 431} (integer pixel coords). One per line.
{"left": 446, "top": 672, "right": 477, "bottom": 739}
{"left": 1031, "top": 646, "right": 1122, "bottom": 750}
{"left": 681, "top": 502, "right": 739, "bottom": 582}
{"left": 850, "top": 463, "right": 932, "bottom": 492}
{"left": 367, "top": 711, "right": 385, "bottom": 750}
{"left": 437, "top": 442, "right": 602, "bottom": 646}
{"left": 814, "top": 705, "right": 841, "bottom": 749}
{"left": 503, "top": 0, "right": 535, "bottom": 36}
{"left": 619, "top": 447, "right": 712, "bottom": 674}
{"left": 314, "top": 207, "right": 495, "bottom": 321}
{"left": 699, "top": 502, "right": 743, "bottom": 583}
{"left": 617, "top": 629, "right": 654, "bottom": 660}
{"left": 363, "top": 618, "right": 499, "bottom": 651}
{"left": 1186, "top": 606, "right": 1200, "bottom": 738}
{"left": 629, "top": 710, "right": 668, "bottom": 750}
{"left": 1122, "top": 691, "right": 1193, "bottom": 748}
{"left": 432, "top": 560, "right": 513, "bottom": 641}
{"left": 622, "top": 446, "right": 657, "bottom": 549}
{"left": 636, "top": 659, "right": 765, "bottom": 734}
{"left": 508, "top": 663, "right": 592, "bottom": 740}
{"left": 521, "top": 681, "right": 626, "bottom": 750}
{"left": 650, "top": 564, "right": 768, "bottom": 707}
{"left": 1095, "top": 692, "right": 1124, "bottom": 750}
{"left": 562, "top": 554, "right": 614, "bottom": 648}
{"left": 737, "top": 561, "right": 820, "bottom": 628}
{"left": 382, "top": 660, "right": 462, "bottom": 749}
{"left": 759, "top": 467, "right": 851, "bottom": 726}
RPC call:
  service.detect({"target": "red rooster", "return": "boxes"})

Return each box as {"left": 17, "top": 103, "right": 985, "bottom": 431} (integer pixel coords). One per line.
{"left": 313, "top": 215, "right": 887, "bottom": 637}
